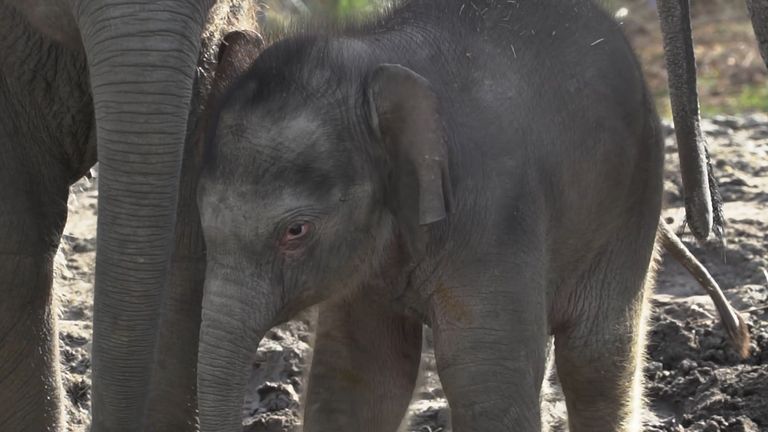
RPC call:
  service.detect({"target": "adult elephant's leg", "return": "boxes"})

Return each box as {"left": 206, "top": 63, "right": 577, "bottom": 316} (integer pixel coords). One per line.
{"left": 303, "top": 293, "right": 422, "bottom": 432}
{"left": 147, "top": 150, "right": 206, "bottom": 430}
{"left": 657, "top": 0, "right": 719, "bottom": 241}
{"left": 430, "top": 257, "right": 550, "bottom": 432}
{"left": 0, "top": 150, "right": 69, "bottom": 430}
{"left": 71, "top": 1, "right": 215, "bottom": 429}
{"left": 746, "top": 0, "right": 768, "bottom": 67}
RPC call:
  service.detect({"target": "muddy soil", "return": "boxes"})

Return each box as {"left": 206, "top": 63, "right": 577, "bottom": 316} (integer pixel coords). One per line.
{"left": 56, "top": 112, "right": 768, "bottom": 431}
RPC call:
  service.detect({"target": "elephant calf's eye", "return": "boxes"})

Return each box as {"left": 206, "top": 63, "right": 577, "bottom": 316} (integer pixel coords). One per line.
{"left": 278, "top": 222, "right": 313, "bottom": 252}
{"left": 287, "top": 223, "right": 309, "bottom": 239}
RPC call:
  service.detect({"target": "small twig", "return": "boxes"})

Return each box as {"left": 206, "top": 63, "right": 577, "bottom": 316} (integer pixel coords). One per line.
{"left": 659, "top": 220, "right": 751, "bottom": 358}
{"left": 690, "top": 304, "right": 767, "bottom": 325}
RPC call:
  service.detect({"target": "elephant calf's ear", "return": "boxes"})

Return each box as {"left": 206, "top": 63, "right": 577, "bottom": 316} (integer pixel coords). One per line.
{"left": 214, "top": 30, "right": 265, "bottom": 98}
{"left": 198, "top": 30, "right": 265, "bottom": 167}
{"left": 366, "top": 64, "right": 454, "bottom": 235}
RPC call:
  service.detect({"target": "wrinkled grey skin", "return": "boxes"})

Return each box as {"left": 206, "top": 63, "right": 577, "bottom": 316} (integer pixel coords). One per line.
{"left": 656, "top": 0, "right": 723, "bottom": 243}
{"left": 0, "top": 1, "right": 217, "bottom": 430}
{"left": 656, "top": 0, "right": 768, "bottom": 242}
{"left": 197, "top": 0, "right": 666, "bottom": 430}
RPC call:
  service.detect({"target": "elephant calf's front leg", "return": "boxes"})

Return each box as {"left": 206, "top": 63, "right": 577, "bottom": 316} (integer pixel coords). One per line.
{"left": 303, "top": 291, "right": 423, "bottom": 432}
{"left": 0, "top": 181, "right": 69, "bottom": 431}
{"left": 0, "top": 254, "right": 64, "bottom": 431}
{"left": 430, "top": 270, "right": 550, "bottom": 432}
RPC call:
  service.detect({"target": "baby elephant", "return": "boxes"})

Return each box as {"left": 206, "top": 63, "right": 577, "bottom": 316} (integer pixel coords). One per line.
{"left": 196, "top": 0, "right": 683, "bottom": 430}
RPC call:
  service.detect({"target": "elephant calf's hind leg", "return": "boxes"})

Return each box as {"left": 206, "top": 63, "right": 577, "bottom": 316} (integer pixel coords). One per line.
{"left": 553, "top": 247, "right": 655, "bottom": 432}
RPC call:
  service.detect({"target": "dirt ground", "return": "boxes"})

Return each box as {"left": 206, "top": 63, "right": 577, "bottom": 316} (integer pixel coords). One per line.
{"left": 55, "top": 5, "right": 767, "bottom": 432}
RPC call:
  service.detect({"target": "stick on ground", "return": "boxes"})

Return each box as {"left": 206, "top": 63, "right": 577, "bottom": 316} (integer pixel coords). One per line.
{"left": 658, "top": 220, "right": 751, "bottom": 358}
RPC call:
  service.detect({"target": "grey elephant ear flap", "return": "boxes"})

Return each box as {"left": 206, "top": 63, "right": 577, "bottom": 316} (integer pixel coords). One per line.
{"left": 198, "top": 30, "right": 265, "bottom": 167}
{"left": 366, "top": 64, "right": 454, "bottom": 229}
{"left": 214, "top": 30, "right": 265, "bottom": 98}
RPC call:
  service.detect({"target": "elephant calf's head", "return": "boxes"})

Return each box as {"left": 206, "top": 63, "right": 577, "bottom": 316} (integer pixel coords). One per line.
{"left": 195, "top": 35, "right": 453, "bottom": 429}
{"left": 198, "top": 36, "right": 453, "bottom": 326}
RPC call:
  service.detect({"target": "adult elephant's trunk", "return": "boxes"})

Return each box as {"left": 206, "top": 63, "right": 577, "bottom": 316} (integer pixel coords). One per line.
{"left": 72, "top": 1, "right": 213, "bottom": 429}
{"left": 197, "top": 269, "right": 274, "bottom": 431}
{"left": 657, "top": 0, "right": 724, "bottom": 242}
{"left": 746, "top": 0, "right": 768, "bottom": 67}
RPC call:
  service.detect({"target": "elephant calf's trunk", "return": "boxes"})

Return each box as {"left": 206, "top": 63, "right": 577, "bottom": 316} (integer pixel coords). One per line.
{"left": 197, "top": 276, "right": 274, "bottom": 431}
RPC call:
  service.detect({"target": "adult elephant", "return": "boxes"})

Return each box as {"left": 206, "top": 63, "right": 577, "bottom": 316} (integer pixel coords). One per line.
{"left": 746, "top": 0, "right": 768, "bottom": 65}
{"left": 0, "top": 1, "right": 242, "bottom": 430}
{"left": 656, "top": 0, "right": 768, "bottom": 243}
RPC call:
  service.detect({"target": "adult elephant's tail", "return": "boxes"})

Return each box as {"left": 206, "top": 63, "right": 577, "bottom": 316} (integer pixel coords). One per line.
{"left": 656, "top": 0, "right": 724, "bottom": 242}
{"left": 71, "top": 1, "right": 214, "bottom": 430}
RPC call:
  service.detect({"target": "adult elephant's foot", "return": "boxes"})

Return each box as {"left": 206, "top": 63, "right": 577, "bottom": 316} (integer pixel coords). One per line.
{"left": 0, "top": 252, "right": 65, "bottom": 431}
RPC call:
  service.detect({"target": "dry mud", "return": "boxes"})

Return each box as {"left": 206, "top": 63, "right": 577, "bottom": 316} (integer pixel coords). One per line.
{"left": 56, "top": 114, "right": 768, "bottom": 431}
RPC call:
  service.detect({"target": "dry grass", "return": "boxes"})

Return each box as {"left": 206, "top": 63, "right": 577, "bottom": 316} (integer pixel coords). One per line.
{"left": 613, "top": 0, "right": 767, "bottom": 116}
{"left": 223, "top": 0, "right": 766, "bottom": 115}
